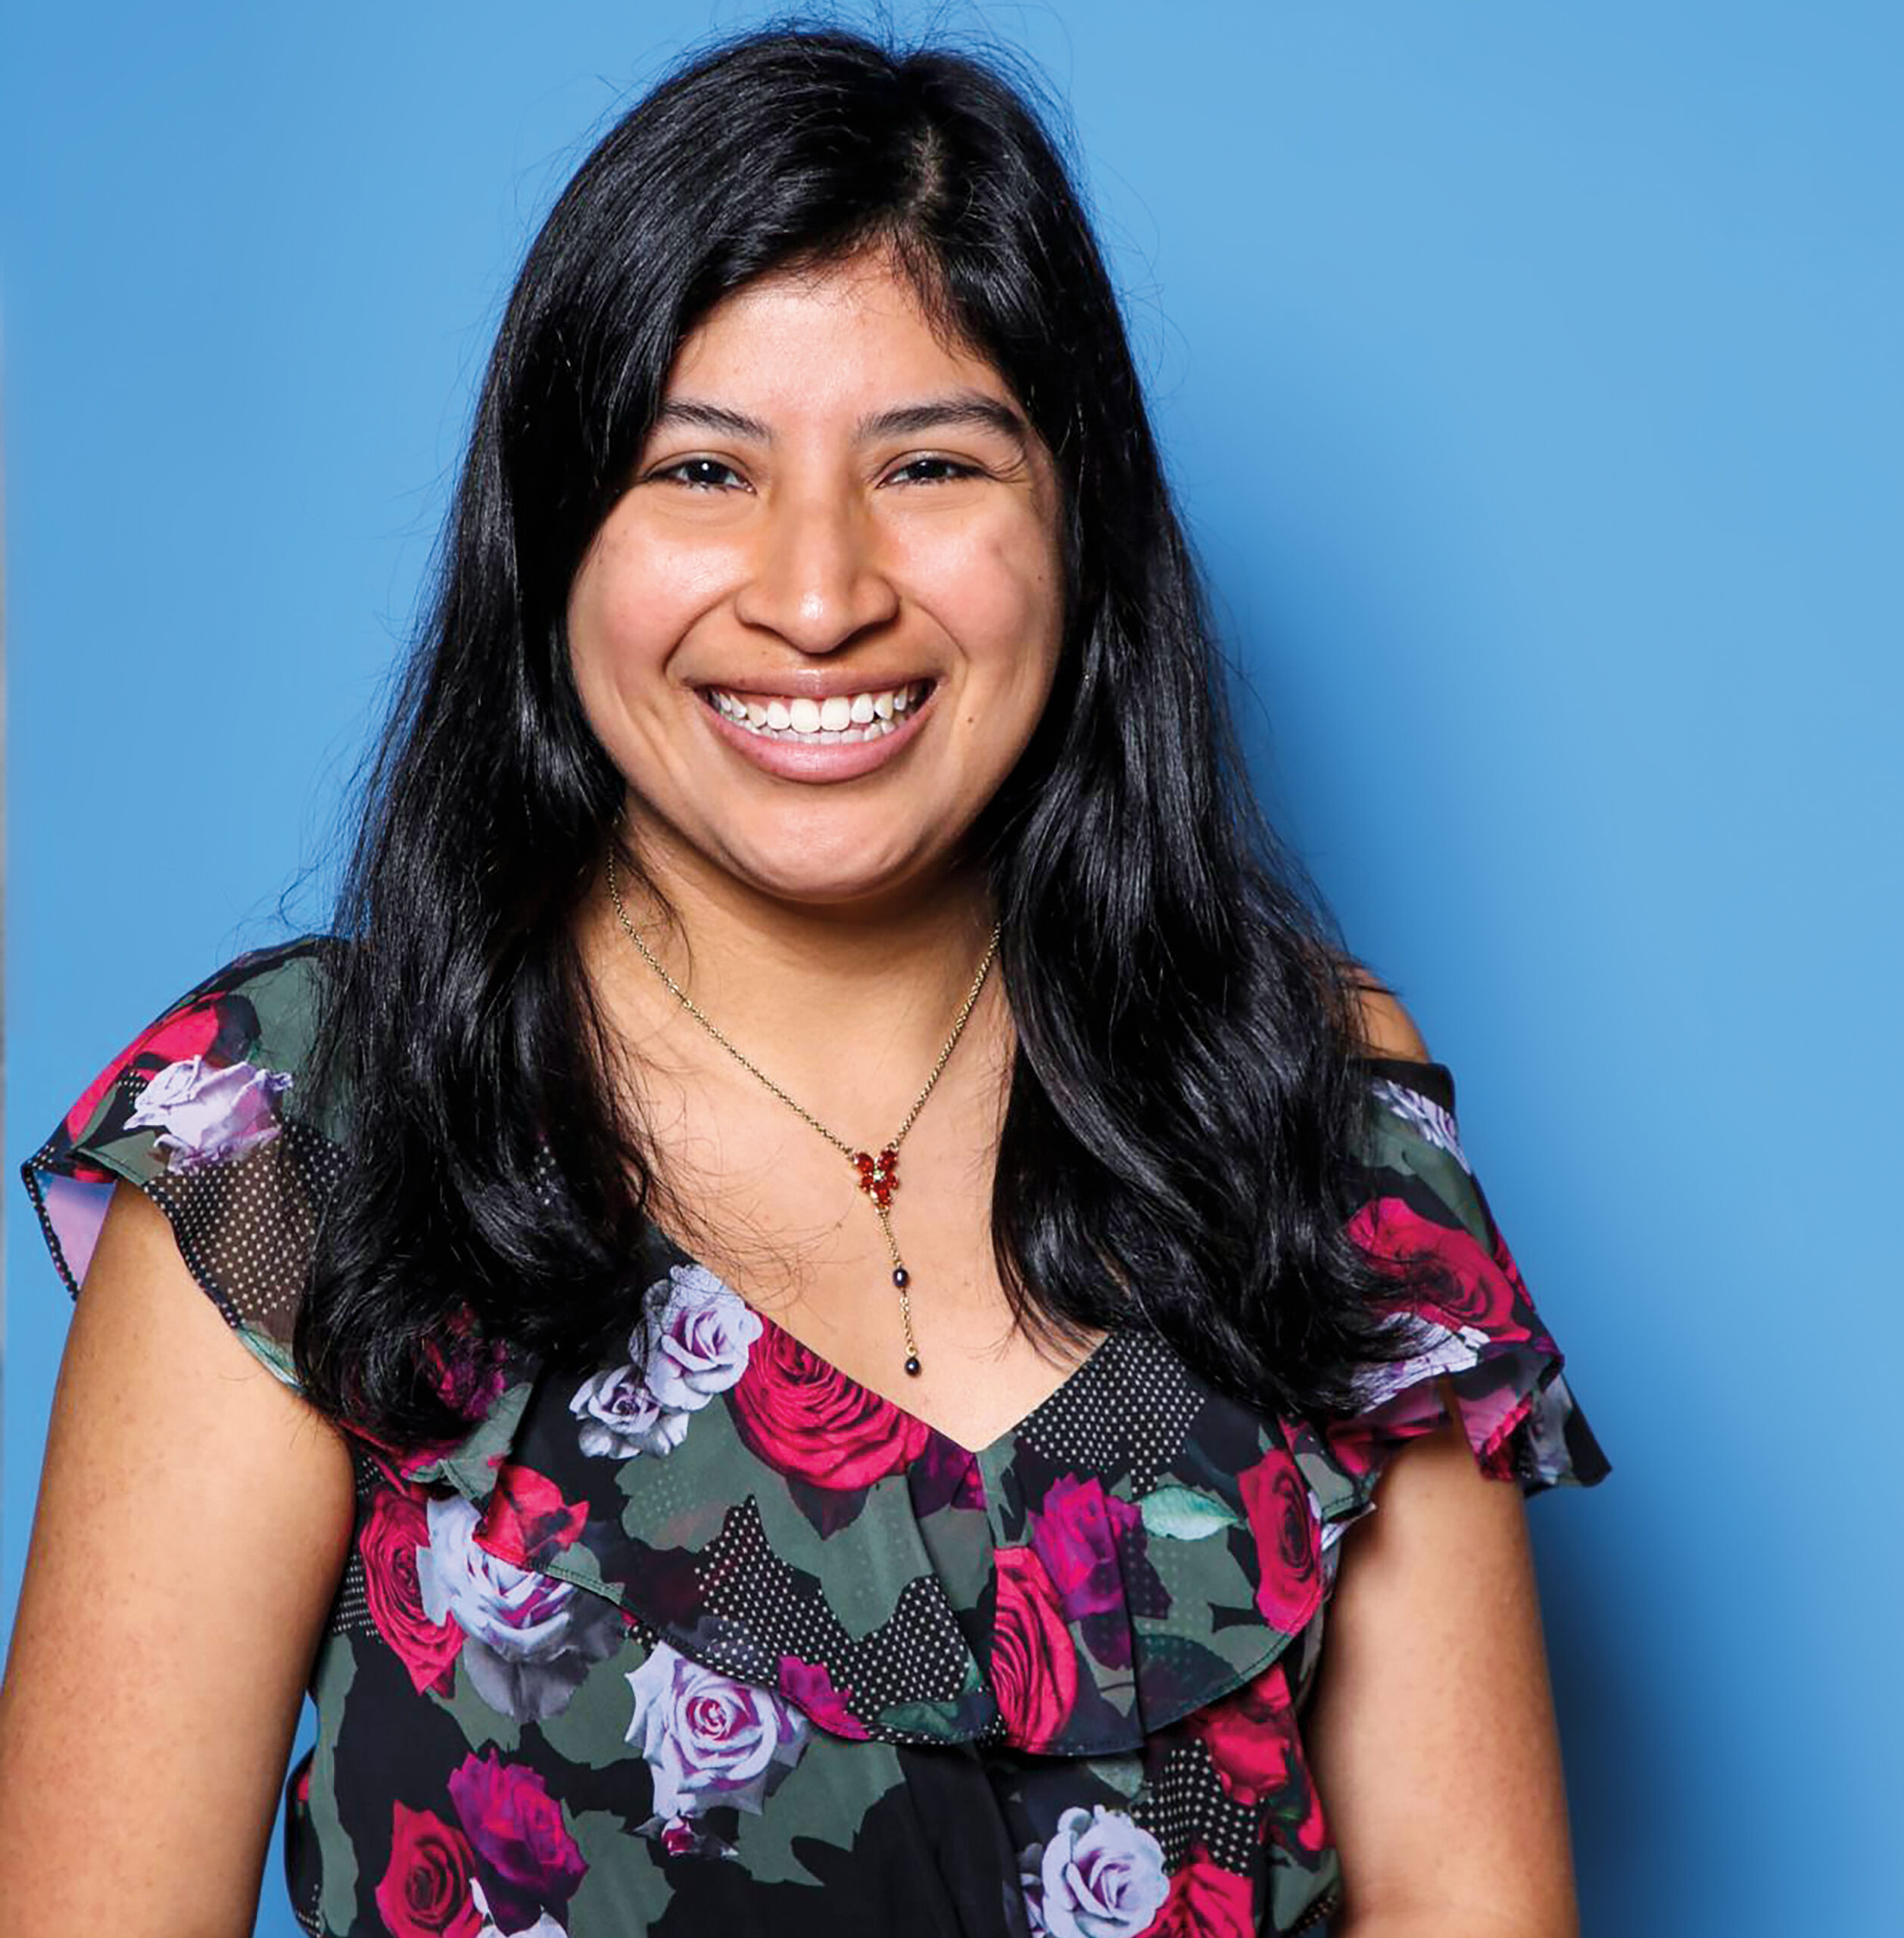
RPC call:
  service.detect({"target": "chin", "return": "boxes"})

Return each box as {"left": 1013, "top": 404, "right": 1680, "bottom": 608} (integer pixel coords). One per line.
{"left": 716, "top": 836, "right": 947, "bottom": 912}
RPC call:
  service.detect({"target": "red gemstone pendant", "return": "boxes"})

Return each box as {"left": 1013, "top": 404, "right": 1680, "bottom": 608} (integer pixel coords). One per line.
{"left": 853, "top": 1145, "right": 900, "bottom": 1210}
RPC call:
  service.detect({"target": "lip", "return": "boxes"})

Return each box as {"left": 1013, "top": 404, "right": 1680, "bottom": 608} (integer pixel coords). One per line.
{"left": 694, "top": 679, "right": 936, "bottom": 782}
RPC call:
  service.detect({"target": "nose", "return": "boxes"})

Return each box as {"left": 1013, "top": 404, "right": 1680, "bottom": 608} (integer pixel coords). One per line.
{"left": 731, "top": 482, "right": 900, "bottom": 656}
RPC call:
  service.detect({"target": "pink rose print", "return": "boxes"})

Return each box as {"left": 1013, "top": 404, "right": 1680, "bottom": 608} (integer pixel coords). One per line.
{"left": 1317, "top": 1412, "right": 1381, "bottom": 1479}
{"left": 1348, "top": 1195, "right": 1531, "bottom": 1342}
{"left": 777, "top": 1654, "right": 871, "bottom": 1740}
{"left": 1030, "top": 1473, "right": 1142, "bottom": 1623}
{"left": 357, "top": 1488, "right": 463, "bottom": 1696}
{"left": 1236, "top": 1445, "right": 1323, "bottom": 1634}
{"left": 730, "top": 1323, "right": 931, "bottom": 1491}
{"left": 1142, "top": 1846, "right": 1255, "bottom": 1938}
{"left": 989, "top": 1546, "right": 1080, "bottom": 1749}
{"left": 1189, "top": 1659, "right": 1298, "bottom": 1807}
{"left": 423, "top": 1315, "right": 509, "bottom": 1422}
{"left": 625, "top": 1641, "right": 810, "bottom": 1823}
{"left": 480, "top": 1466, "right": 589, "bottom": 1572}
{"left": 446, "top": 1750, "right": 586, "bottom": 1937}
{"left": 1276, "top": 1757, "right": 1332, "bottom": 1859}
{"left": 1492, "top": 1226, "right": 1556, "bottom": 1354}
{"left": 126, "top": 1054, "right": 292, "bottom": 1172}
{"left": 374, "top": 1801, "right": 484, "bottom": 1938}
{"left": 61, "top": 992, "right": 228, "bottom": 1144}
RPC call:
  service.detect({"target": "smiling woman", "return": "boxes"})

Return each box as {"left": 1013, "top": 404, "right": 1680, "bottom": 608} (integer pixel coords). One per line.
{"left": 565, "top": 248, "right": 1067, "bottom": 901}
{"left": 0, "top": 22, "right": 1607, "bottom": 1938}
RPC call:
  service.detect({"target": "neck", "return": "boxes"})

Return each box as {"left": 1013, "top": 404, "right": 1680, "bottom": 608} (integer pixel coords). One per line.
{"left": 581, "top": 819, "right": 1009, "bottom": 1135}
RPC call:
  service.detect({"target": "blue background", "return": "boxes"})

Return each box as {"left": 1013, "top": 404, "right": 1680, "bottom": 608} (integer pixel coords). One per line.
{"left": 4, "top": 4, "right": 1898, "bottom": 1932}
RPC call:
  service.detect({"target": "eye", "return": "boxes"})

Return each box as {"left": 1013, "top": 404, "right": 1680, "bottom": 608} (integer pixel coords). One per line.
{"left": 887, "top": 455, "right": 984, "bottom": 486}
{"left": 650, "top": 456, "right": 748, "bottom": 493}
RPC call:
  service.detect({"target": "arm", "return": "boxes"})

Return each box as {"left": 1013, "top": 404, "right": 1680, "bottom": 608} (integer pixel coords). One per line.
{"left": 1308, "top": 986, "right": 1581, "bottom": 1936}
{"left": 1302, "top": 1386, "right": 1579, "bottom": 1937}
{"left": 0, "top": 1184, "right": 357, "bottom": 1937}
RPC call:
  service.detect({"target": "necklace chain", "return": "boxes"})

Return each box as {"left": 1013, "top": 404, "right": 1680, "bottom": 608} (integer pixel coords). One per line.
{"left": 604, "top": 844, "right": 1002, "bottom": 1376}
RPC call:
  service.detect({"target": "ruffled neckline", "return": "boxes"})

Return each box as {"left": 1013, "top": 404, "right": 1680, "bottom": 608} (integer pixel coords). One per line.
{"left": 406, "top": 1216, "right": 1339, "bottom": 1756}
{"left": 401, "top": 1055, "right": 1606, "bottom": 1758}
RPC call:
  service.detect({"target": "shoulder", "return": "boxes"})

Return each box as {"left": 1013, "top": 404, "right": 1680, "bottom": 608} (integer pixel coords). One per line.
{"left": 1344, "top": 974, "right": 1434, "bottom": 1064}
{"left": 59, "top": 933, "right": 340, "bottom": 1159}
{"left": 23, "top": 933, "right": 347, "bottom": 1382}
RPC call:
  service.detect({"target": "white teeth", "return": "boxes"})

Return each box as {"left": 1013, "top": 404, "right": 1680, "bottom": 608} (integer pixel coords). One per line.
{"left": 708, "top": 681, "right": 929, "bottom": 743}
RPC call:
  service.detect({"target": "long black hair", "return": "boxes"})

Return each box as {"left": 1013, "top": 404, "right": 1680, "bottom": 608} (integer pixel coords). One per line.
{"left": 298, "top": 20, "right": 1426, "bottom": 1446}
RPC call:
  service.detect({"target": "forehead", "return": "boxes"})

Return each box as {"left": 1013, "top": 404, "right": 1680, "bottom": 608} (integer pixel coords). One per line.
{"left": 659, "top": 249, "right": 1011, "bottom": 419}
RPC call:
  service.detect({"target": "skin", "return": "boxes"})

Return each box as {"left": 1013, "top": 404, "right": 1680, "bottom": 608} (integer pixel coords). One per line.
{"left": 569, "top": 244, "right": 1088, "bottom": 1445}
{"left": 0, "top": 1185, "right": 356, "bottom": 1934}
{"left": 1316, "top": 998, "right": 1582, "bottom": 1938}
{"left": 0, "top": 247, "right": 1578, "bottom": 1935}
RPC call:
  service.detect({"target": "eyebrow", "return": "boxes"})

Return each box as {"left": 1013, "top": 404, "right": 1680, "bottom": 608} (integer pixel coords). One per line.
{"left": 647, "top": 390, "right": 1031, "bottom": 448}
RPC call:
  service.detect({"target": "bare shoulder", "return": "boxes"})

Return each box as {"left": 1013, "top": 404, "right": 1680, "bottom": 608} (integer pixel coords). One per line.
{"left": 1345, "top": 974, "right": 1435, "bottom": 1063}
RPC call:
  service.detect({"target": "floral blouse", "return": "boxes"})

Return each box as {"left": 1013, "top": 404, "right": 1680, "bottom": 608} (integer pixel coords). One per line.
{"left": 22, "top": 939, "right": 1610, "bottom": 1938}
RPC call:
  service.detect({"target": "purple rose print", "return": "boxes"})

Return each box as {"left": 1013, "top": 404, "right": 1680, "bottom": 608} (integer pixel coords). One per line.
{"left": 446, "top": 1749, "right": 585, "bottom": 1936}
{"left": 625, "top": 1640, "right": 810, "bottom": 1840}
{"left": 125, "top": 1055, "right": 291, "bottom": 1171}
{"left": 1021, "top": 1806, "right": 1169, "bottom": 1938}
{"left": 1030, "top": 1474, "right": 1142, "bottom": 1623}
{"left": 643, "top": 1263, "right": 762, "bottom": 1410}
{"left": 1349, "top": 1309, "right": 1490, "bottom": 1410}
{"left": 568, "top": 1263, "right": 760, "bottom": 1462}
{"left": 1369, "top": 1075, "right": 1469, "bottom": 1170}
{"left": 417, "top": 1496, "right": 618, "bottom": 1722}
{"left": 568, "top": 1365, "right": 693, "bottom": 1459}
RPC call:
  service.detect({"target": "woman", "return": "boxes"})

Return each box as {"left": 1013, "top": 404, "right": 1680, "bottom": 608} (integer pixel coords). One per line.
{"left": 0, "top": 25, "right": 1609, "bottom": 1938}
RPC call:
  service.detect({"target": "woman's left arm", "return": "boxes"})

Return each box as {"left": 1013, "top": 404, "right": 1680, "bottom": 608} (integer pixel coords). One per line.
{"left": 1301, "top": 1373, "right": 1581, "bottom": 1938}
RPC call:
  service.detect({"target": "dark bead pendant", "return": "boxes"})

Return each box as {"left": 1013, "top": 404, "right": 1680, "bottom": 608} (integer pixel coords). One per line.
{"left": 893, "top": 1267, "right": 910, "bottom": 1288}
{"left": 904, "top": 1355, "right": 922, "bottom": 1377}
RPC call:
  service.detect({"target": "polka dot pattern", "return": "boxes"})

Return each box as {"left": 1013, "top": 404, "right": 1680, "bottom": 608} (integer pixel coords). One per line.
{"left": 659, "top": 1495, "right": 982, "bottom": 1737}
{"left": 1015, "top": 1328, "right": 1204, "bottom": 1493}
{"left": 1134, "top": 1740, "right": 1257, "bottom": 1874}
{"left": 144, "top": 1117, "right": 344, "bottom": 1343}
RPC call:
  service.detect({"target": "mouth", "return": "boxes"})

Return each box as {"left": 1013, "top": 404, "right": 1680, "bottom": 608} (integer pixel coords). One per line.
{"left": 697, "top": 678, "right": 936, "bottom": 744}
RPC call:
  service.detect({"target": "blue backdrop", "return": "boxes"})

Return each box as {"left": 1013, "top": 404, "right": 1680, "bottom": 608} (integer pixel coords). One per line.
{"left": 5, "top": 5, "right": 1898, "bottom": 1933}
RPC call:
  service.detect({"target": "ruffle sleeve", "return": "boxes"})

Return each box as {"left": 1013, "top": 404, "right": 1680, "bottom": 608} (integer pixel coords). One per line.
{"left": 19, "top": 936, "right": 344, "bottom": 1394}
{"left": 1285, "top": 1055, "right": 1613, "bottom": 1553}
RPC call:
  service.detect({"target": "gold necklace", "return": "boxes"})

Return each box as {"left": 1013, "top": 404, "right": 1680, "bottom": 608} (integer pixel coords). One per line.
{"left": 606, "top": 846, "right": 1003, "bottom": 1379}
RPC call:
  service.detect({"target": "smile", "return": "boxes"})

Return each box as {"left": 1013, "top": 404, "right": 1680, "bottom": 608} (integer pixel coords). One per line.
{"left": 701, "top": 680, "right": 933, "bottom": 743}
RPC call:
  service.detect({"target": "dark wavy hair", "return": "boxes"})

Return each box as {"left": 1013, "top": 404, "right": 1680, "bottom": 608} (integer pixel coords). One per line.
{"left": 297, "top": 20, "right": 1426, "bottom": 1447}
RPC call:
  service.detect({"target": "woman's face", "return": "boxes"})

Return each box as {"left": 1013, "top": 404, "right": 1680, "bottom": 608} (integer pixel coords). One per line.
{"left": 566, "top": 245, "right": 1067, "bottom": 915}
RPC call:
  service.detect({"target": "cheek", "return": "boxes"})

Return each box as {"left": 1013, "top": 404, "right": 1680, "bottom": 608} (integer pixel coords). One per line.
{"left": 566, "top": 535, "right": 714, "bottom": 712}
{"left": 905, "top": 516, "right": 1064, "bottom": 689}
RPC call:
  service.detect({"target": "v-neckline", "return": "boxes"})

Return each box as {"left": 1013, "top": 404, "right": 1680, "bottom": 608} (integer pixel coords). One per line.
{"left": 642, "top": 1215, "right": 1114, "bottom": 1463}
{"left": 628, "top": 1058, "right": 1439, "bottom": 1465}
